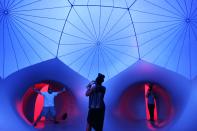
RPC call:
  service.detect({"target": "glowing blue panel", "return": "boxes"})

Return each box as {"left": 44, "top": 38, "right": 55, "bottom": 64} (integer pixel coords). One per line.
{"left": 0, "top": 0, "right": 71, "bottom": 78}
{"left": 130, "top": 0, "right": 197, "bottom": 79}
{"left": 58, "top": 6, "right": 139, "bottom": 81}
{"left": 70, "top": 0, "right": 136, "bottom": 8}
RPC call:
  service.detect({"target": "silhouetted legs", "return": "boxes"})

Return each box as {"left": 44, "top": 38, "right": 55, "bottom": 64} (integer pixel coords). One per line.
{"left": 87, "top": 109, "right": 105, "bottom": 131}
{"left": 148, "top": 104, "right": 155, "bottom": 121}
{"left": 86, "top": 122, "right": 92, "bottom": 131}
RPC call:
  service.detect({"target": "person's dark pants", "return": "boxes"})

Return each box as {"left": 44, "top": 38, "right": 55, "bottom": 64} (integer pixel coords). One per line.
{"left": 35, "top": 106, "right": 56, "bottom": 124}
{"left": 148, "top": 104, "right": 155, "bottom": 121}
{"left": 87, "top": 108, "right": 105, "bottom": 131}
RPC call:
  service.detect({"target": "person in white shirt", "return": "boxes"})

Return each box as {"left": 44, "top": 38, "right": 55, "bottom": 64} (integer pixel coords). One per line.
{"left": 32, "top": 85, "right": 65, "bottom": 126}
{"left": 146, "top": 83, "right": 155, "bottom": 122}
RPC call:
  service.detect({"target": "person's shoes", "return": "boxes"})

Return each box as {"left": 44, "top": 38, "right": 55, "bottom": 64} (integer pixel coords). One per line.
{"left": 54, "top": 120, "right": 59, "bottom": 124}
{"left": 150, "top": 119, "right": 155, "bottom": 123}
{"left": 62, "top": 113, "right": 67, "bottom": 120}
{"left": 148, "top": 119, "right": 154, "bottom": 122}
{"left": 33, "top": 122, "right": 37, "bottom": 127}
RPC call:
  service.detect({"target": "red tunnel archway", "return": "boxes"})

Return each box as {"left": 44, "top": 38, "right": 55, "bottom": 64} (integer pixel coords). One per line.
{"left": 115, "top": 82, "right": 174, "bottom": 128}
{"left": 18, "top": 80, "right": 80, "bottom": 129}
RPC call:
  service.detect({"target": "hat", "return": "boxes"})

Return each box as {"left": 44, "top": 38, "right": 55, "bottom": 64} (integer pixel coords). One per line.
{"left": 97, "top": 73, "right": 105, "bottom": 79}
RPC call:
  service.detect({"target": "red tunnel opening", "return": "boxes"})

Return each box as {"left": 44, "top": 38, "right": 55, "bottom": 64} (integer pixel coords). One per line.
{"left": 115, "top": 82, "right": 174, "bottom": 128}
{"left": 18, "top": 80, "right": 80, "bottom": 129}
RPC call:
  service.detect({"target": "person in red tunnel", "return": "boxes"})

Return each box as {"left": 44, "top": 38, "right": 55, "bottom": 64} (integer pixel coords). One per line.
{"left": 86, "top": 73, "right": 106, "bottom": 131}
{"left": 146, "top": 83, "right": 156, "bottom": 122}
{"left": 32, "top": 85, "right": 66, "bottom": 127}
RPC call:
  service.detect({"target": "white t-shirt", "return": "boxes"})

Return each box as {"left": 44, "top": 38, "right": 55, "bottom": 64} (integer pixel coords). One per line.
{"left": 41, "top": 92, "right": 58, "bottom": 107}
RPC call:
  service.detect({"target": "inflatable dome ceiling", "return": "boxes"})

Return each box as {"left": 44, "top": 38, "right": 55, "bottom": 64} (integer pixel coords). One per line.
{"left": 0, "top": 0, "right": 196, "bottom": 80}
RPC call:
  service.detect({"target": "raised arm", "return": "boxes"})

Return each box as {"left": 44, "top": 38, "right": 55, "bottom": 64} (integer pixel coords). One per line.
{"left": 85, "top": 84, "right": 96, "bottom": 96}
{"left": 32, "top": 86, "right": 42, "bottom": 95}
{"left": 57, "top": 87, "right": 66, "bottom": 94}
{"left": 86, "top": 88, "right": 93, "bottom": 96}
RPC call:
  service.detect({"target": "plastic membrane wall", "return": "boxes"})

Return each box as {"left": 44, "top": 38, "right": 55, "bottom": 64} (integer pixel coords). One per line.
{"left": 0, "top": 0, "right": 197, "bottom": 131}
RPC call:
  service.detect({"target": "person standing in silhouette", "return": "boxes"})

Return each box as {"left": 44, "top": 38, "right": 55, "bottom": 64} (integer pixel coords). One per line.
{"left": 32, "top": 84, "right": 66, "bottom": 127}
{"left": 146, "top": 83, "right": 155, "bottom": 122}
{"left": 86, "top": 73, "right": 106, "bottom": 131}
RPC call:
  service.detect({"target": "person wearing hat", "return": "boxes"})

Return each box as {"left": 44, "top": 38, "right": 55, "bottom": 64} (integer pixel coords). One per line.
{"left": 86, "top": 73, "right": 106, "bottom": 131}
